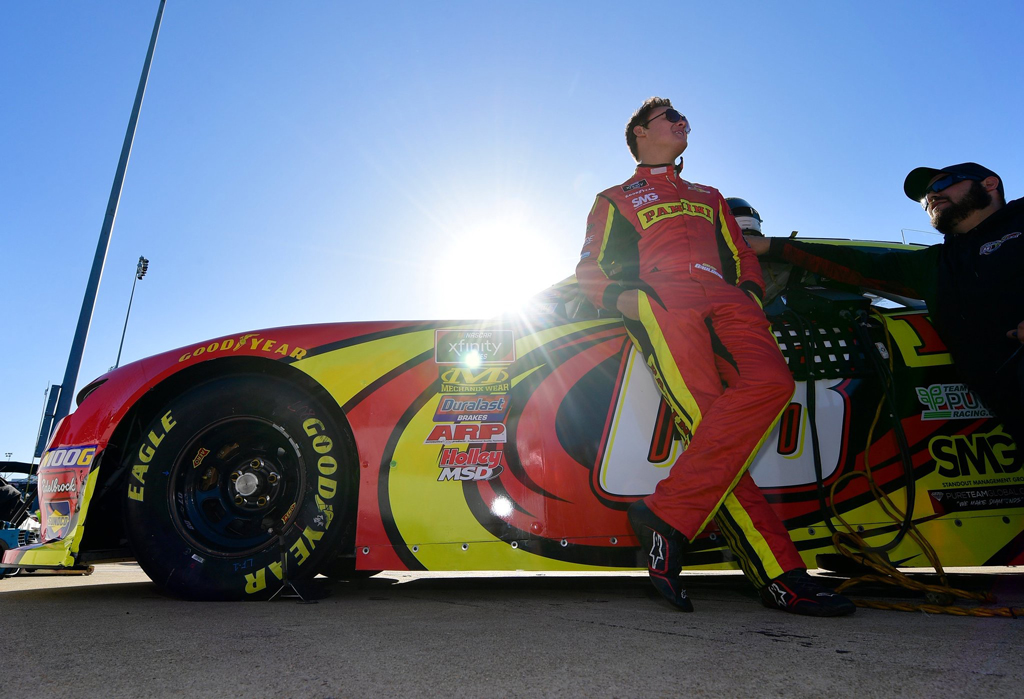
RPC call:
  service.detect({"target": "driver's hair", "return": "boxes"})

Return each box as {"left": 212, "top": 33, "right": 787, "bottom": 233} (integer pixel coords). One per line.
{"left": 626, "top": 96, "right": 672, "bottom": 161}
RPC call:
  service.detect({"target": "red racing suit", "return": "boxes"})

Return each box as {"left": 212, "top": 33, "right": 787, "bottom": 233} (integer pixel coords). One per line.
{"left": 577, "top": 163, "right": 804, "bottom": 586}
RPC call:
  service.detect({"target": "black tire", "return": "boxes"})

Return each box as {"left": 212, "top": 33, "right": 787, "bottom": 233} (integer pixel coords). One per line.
{"left": 123, "top": 373, "right": 355, "bottom": 600}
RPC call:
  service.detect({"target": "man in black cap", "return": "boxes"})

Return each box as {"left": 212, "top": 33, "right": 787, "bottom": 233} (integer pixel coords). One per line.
{"left": 745, "top": 163, "right": 1024, "bottom": 444}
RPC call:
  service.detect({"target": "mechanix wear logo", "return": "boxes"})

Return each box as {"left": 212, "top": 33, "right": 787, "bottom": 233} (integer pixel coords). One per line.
{"left": 916, "top": 383, "right": 992, "bottom": 420}
{"left": 440, "top": 367, "right": 511, "bottom": 394}
{"left": 637, "top": 199, "right": 714, "bottom": 230}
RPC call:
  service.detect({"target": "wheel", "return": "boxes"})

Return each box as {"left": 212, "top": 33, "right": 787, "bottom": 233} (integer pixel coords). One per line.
{"left": 123, "top": 373, "right": 355, "bottom": 600}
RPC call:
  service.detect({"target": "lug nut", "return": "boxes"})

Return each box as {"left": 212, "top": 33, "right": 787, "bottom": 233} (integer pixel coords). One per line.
{"left": 249, "top": 459, "right": 261, "bottom": 469}
{"left": 234, "top": 495, "right": 244, "bottom": 505}
{"left": 257, "top": 496, "right": 268, "bottom": 506}
{"left": 267, "top": 472, "right": 279, "bottom": 484}
{"left": 230, "top": 472, "right": 239, "bottom": 482}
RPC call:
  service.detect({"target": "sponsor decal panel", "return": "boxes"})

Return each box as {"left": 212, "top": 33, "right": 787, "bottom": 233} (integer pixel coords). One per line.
{"left": 440, "top": 367, "right": 510, "bottom": 395}
{"left": 425, "top": 423, "right": 507, "bottom": 444}
{"left": 916, "top": 383, "right": 992, "bottom": 420}
{"left": 928, "top": 428, "right": 1020, "bottom": 480}
{"left": 437, "top": 446, "right": 504, "bottom": 481}
{"left": 637, "top": 199, "right": 714, "bottom": 230}
{"left": 37, "top": 460, "right": 91, "bottom": 541}
{"left": 434, "top": 395, "right": 511, "bottom": 423}
{"left": 621, "top": 179, "right": 648, "bottom": 192}
{"left": 435, "top": 329, "right": 515, "bottom": 365}
{"left": 929, "top": 485, "right": 1024, "bottom": 514}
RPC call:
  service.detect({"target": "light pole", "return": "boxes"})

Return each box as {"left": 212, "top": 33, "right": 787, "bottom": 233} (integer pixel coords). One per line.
{"left": 114, "top": 256, "right": 149, "bottom": 369}
{"left": 52, "top": 0, "right": 165, "bottom": 427}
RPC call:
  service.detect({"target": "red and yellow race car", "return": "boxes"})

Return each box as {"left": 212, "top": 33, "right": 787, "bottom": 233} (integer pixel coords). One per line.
{"left": 5, "top": 244, "right": 1022, "bottom": 599}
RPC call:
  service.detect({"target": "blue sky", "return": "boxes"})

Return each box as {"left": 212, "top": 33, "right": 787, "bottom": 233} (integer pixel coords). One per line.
{"left": 2, "top": 1, "right": 1023, "bottom": 462}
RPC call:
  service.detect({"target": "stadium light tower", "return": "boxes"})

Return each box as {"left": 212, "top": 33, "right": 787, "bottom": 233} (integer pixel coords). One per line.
{"left": 51, "top": 0, "right": 165, "bottom": 428}
{"left": 114, "top": 256, "right": 149, "bottom": 369}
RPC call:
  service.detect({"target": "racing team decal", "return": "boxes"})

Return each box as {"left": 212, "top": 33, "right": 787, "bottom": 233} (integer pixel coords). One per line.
{"left": 916, "top": 383, "right": 992, "bottom": 420}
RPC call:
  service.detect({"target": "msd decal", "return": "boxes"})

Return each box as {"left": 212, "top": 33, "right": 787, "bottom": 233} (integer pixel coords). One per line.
{"left": 437, "top": 447, "right": 504, "bottom": 481}
{"left": 425, "top": 423, "right": 507, "bottom": 444}
{"left": 434, "top": 395, "right": 511, "bottom": 423}
{"left": 435, "top": 329, "right": 515, "bottom": 365}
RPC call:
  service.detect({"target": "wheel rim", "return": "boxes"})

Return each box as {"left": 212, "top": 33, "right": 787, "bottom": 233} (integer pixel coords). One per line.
{"left": 167, "top": 416, "right": 306, "bottom": 558}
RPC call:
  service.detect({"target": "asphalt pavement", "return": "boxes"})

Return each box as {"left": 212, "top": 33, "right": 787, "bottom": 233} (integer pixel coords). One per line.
{"left": 1, "top": 565, "right": 1022, "bottom": 697}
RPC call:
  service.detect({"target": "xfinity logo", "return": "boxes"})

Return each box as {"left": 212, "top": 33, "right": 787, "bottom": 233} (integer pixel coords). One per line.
{"left": 435, "top": 329, "right": 515, "bottom": 365}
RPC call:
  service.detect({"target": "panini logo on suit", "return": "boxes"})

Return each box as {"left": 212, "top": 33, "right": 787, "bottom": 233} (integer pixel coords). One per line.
{"left": 637, "top": 199, "right": 713, "bottom": 229}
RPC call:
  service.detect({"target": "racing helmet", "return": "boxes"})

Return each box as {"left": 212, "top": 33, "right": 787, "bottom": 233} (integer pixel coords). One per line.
{"left": 726, "top": 197, "right": 763, "bottom": 235}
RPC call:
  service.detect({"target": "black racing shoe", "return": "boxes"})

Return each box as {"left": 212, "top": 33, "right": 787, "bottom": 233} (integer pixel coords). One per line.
{"left": 759, "top": 569, "right": 856, "bottom": 617}
{"left": 627, "top": 500, "right": 693, "bottom": 612}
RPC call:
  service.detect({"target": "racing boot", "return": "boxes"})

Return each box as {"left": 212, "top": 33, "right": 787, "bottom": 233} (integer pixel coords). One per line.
{"left": 627, "top": 499, "right": 693, "bottom": 612}
{"left": 759, "top": 569, "right": 856, "bottom": 617}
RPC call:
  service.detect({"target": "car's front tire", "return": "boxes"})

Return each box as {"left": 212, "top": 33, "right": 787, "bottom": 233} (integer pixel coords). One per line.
{"left": 122, "top": 373, "right": 355, "bottom": 600}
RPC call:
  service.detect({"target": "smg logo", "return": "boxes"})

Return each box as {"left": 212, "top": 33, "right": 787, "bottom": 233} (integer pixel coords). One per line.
{"left": 631, "top": 192, "right": 659, "bottom": 208}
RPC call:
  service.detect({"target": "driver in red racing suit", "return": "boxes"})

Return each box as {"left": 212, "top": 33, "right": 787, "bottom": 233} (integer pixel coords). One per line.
{"left": 577, "top": 97, "right": 854, "bottom": 616}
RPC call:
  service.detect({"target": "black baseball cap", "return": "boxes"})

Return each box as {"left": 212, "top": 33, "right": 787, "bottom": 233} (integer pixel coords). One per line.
{"left": 903, "top": 162, "right": 1003, "bottom": 201}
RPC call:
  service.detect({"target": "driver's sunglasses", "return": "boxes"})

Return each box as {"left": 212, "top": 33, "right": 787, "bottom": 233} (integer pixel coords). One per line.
{"left": 923, "top": 173, "right": 981, "bottom": 197}
{"left": 644, "top": 108, "right": 691, "bottom": 133}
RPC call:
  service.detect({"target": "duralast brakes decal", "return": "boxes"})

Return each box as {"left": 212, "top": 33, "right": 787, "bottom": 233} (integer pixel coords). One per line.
{"left": 127, "top": 411, "right": 177, "bottom": 502}
{"left": 636, "top": 199, "right": 713, "bottom": 230}
{"left": 433, "top": 395, "right": 511, "bottom": 423}
{"left": 437, "top": 446, "right": 504, "bottom": 482}
{"left": 929, "top": 485, "right": 1024, "bottom": 514}
{"left": 439, "top": 367, "right": 510, "bottom": 395}
{"left": 434, "top": 329, "right": 515, "bottom": 365}
{"left": 424, "top": 423, "right": 507, "bottom": 444}
{"left": 916, "top": 383, "right": 993, "bottom": 420}
{"left": 179, "top": 333, "right": 307, "bottom": 363}
{"left": 243, "top": 417, "right": 337, "bottom": 595}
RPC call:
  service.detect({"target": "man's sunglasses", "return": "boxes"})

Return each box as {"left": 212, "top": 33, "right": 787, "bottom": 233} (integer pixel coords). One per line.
{"left": 643, "top": 108, "right": 691, "bottom": 133}
{"left": 922, "top": 173, "right": 981, "bottom": 197}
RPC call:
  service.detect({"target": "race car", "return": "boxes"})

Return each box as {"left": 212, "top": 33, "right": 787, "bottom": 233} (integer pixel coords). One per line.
{"left": 4, "top": 243, "right": 1022, "bottom": 599}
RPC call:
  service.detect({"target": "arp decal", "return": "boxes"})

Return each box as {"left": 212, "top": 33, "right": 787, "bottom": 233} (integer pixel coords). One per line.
{"left": 881, "top": 312, "right": 952, "bottom": 368}
{"left": 178, "top": 333, "right": 307, "bottom": 363}
{"left": 637, "top": 199, "right": 713, "bottom": 230}
{"left": 439, "top": 367, "right": 510, "bottom": 394}
{"left": 39, "top": 445, "right": 97, "bottom": 468}
{"left": 916, "top": 383, "right": 992, "bottom": 420}
{"left": 434, "top": 329, "right": 515, "bottom": 365}
{"left": 424, "top": 423, "right": 507, "bottom": 444}
{"left": 437, "top": 446, "right": 504, "bottom": 481}
{"left": 928, "top": 428, "right": 1020, "bottom": 480}
{"left": 433, "top": 395, "right": 511, "bottom": 423}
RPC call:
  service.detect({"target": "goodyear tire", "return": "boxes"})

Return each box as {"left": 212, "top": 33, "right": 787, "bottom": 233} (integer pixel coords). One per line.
{"left": 123, "top": 373, "right": 355, "bottom": 600}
